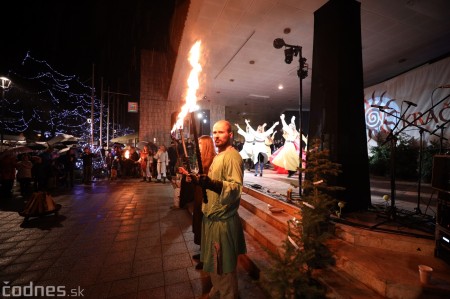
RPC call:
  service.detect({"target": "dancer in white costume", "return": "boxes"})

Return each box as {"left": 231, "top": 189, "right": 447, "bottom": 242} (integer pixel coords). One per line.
{"left": 245, "top": 119, "right": 279, "bottom": 176}
{"left": 270, "top": 114, "right": 306, "bottom": 177}
{"left": 235, "top": 122, "right": 255, "bottom": 170}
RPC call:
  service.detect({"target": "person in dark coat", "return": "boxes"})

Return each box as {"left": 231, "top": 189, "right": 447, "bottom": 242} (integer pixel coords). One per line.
{"left": 81, "top": 147, "right": 94, "bottom": 184}
{"left": 167, "top": 141, "right": 178, "bottom": 177}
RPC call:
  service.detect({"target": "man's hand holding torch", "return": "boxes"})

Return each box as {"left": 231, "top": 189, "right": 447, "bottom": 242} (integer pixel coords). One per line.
{"left": 178, "top": 167, "right": 223, "bottom": 195}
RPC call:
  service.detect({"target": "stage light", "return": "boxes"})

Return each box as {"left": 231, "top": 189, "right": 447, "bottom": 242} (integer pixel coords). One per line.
{"left": 284, "top": 48, "right": 294, "bottom": 64}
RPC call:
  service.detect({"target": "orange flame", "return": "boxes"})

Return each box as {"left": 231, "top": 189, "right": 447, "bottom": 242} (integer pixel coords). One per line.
{"left": 124, "top": 150, "right": 130, "bottom": 159}
{"left": 171, "top": 40, "right": 202, "bottom": 133}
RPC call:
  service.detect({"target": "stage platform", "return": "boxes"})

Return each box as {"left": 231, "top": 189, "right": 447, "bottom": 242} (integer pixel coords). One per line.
{"left": 240, "top": 168, "right": 450, "bottom": 298}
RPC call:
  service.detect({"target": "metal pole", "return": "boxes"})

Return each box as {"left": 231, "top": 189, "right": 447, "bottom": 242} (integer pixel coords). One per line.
{"left": 390, "top": 134, "right": 396, "bottom": 220}
{"left": 91, "top": 64, "right": 95, "bottom": 147}
{"left": 106, "top": 87, "right": 110, "bottom": 149}
{"left": 416, "top": 128, "right": 424, "bottom": 214}
{"left": 1, "top": 88, "right": 4, "bottom": 149}
{"left": 298, "top": 48, "right": 303, "bottom": 195}
{"left": 100, "top": 77, "right": 103, "bottom": 149}
{"left": 0, "top": 77, "right": 11, "bottom": 150}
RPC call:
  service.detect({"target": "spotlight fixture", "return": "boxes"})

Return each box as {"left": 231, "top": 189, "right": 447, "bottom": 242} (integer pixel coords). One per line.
{"left": 284, "top": 48, "right": 294, "bottom": 64}
{"left": 273, "top": 38, "right": 303, "bottom": 67}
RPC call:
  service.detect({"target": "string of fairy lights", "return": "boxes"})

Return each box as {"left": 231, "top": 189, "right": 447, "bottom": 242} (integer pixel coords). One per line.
{"left": 2, "top": 52, "right": 134, "bottom": 144}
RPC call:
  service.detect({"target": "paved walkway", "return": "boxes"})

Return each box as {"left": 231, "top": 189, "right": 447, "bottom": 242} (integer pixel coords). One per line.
{"left": 0, "top": 178, "right": 266, "bottom": 299}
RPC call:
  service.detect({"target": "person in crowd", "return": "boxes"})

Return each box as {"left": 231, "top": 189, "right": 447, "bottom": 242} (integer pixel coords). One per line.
{"left": 110, "top": 155, "right": 120, "bottom": 181}
{"left": 16, "top": 154, "right": 33, "bottom": 197}
{"left": 189, "top": 120, "right": 246, "bottom": 299}
{"left": 167, "top": 141, "right": 178, "bottom": 178}
{"left": 186, "top": 138, "right": 196, "bottom": 169}
{"left": 235, "top": 121, "right": 254, "bottom": 171}
{"left": 105, "top": 151, "right": 113, "bottom": 179}
{"left": 130, "top": 147, "right": 140, "bottom": 177}
{"left": 62, "top": 148, "right": 76, "bottom": 188}
{"left": 244, "top": 119, "right": 279, "bottom": 177}
{"left": 138, "top": 145, "right": 151, "bottom": 182}
{"left": 31, "top": 155, "right": 42, "bottom": 191}
{"left": 0, "top": 154, "right": 18, "bottom": 199}
{"left": 270, "top": 114, "right": 307, "bottom": 177}
{"left": 154, "top": 145, "right": 169, "bottom": 183}
{"left": 81, "top": 147, "right": 94, "bottom": 184}
{"left": 179, "top": 135, "right": 217, "bottom": 270}
{"left": 38, "top": 146, "right": 54, "bottom": 190}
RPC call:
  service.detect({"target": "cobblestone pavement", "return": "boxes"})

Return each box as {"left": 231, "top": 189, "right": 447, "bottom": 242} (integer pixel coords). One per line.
{"left": 0, "top": 178, "right": 265, "bottom": 299}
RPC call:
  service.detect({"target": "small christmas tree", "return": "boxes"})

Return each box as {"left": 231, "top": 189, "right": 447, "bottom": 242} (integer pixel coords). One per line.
{"left": 263, "top": 139, "right": 344, "bottom": 298}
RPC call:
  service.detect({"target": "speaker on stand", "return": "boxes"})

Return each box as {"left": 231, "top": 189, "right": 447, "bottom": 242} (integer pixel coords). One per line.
{"left": 433, "top": 155, "right": 450, "bottom": 264}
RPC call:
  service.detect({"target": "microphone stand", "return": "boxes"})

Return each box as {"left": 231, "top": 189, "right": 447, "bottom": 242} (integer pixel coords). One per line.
{"left": 430, "top": 120, "right": 450, "bottom": 154}
{"left": 374, "top": 103, "right": 415, "bottom": 224}
{"left": 416, "top": 127, "right": 425, "bottom": 214}
{"left": 373, "top": 101, "right": 441, "bottom": 224}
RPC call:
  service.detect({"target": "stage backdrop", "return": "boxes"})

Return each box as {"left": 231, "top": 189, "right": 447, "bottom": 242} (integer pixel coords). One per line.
{"left": 364, "top": 56, "right": 450, "bottom": 150}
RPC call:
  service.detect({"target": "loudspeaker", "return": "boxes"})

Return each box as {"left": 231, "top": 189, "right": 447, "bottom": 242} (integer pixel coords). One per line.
{"left": 432, "top": 155, "right": 450, "bottom": 193}
{"left": 308, "top": 0, "right": 370, "bottom": 211}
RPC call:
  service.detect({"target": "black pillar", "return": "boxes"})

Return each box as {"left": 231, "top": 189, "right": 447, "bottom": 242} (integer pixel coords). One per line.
{"left": 309, "top": 0, "right": 371, "bottom": 211}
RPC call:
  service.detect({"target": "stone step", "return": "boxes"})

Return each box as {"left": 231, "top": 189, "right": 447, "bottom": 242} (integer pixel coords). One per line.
{"left": 242, "top": 185, "right": 300, "bottom": 216}
{"left": 317, "top": 267, "right": 386, "bottom": 299}
{"left": 327, "top": 238, "right": 450, "bottom": 298}
{"left": 333, "top": 219, "right": 436, "bottom": 256}
{"left": 239, "top": 203, "right": 285, "bottom": 254}
{"left": 240, "top": 193, "right": 297, "bottom": 235}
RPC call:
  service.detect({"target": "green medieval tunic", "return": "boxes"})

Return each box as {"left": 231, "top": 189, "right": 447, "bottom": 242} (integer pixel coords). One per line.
{"left": 201, "top": 146, "right": 247, "bottom": 274}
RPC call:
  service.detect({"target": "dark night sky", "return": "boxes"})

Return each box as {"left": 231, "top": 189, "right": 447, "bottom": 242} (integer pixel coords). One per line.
{"left": 0, "top": 0, "right": 177, "bottom": 95}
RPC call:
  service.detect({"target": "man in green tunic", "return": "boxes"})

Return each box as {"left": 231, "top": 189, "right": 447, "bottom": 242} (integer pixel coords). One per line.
{"left": 195, "top": 120, "right": 247, "bottom": 299}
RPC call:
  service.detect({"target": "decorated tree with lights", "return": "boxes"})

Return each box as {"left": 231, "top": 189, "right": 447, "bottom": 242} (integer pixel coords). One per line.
{"left": 2, "top": 53, "right": 134, "bottom": 142}
{"left": 264, "top": 139, "right": 344, "bottom": 298}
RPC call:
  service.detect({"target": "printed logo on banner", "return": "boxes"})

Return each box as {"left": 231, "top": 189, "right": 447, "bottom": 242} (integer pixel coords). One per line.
{"left": 364, "top": 91, "right": 400, "bottom": 140}
{"left": 364, "top": 90, "right": 450, "bottom": 143}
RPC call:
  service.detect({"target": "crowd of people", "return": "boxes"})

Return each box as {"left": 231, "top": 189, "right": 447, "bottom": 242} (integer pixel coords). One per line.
{"left": 0, "top": 140, "right": 182, "bottom": 200}
{"left": 0, "top": 146, "right": 75, "bottom": 200}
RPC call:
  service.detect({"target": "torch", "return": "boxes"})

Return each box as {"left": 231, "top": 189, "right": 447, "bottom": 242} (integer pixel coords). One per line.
{"left": 190, "top": 112, "right": 208, "bottom": 203}
{"left": 179, "top": 128, "right": 191, "bottom": 173}
{"left": 170, "top": 40, "right": 207, "bottom": 203}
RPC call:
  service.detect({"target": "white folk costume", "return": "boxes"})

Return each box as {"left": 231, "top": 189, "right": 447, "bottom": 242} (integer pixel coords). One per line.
{"left": 270, "top": 115, "right": 301, "bottom": 172}
{"left": 154, "top": 146, "right": 169, "bottom": 182}
{"left": 235, "top": 123, "right": 254, "bottom": 160}
{"left": 246, "top": 120, "right": 279, "bottom": 165}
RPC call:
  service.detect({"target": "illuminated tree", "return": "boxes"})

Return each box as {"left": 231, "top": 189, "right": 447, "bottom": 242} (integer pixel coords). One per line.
{"left": 264, "top": 139, "right": 343, "bottom": 298}
{"left": 2, "top": 52, "right": 134, "bottom": 142}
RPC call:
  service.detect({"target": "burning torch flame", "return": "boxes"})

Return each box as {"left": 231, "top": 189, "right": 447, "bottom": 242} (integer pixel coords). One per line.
{"left": 124, "top": 150, "right": 130, "bottom": 159}
{"left": 171, "top": 40, "right": 202, "bottom": 133}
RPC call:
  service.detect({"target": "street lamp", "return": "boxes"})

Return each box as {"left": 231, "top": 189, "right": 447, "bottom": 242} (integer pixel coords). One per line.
{"left": 0, "top": 76, "right": 12, "bottom": 150}
{"left": 273, "top": 38, "right": 308, "bottom": 193}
